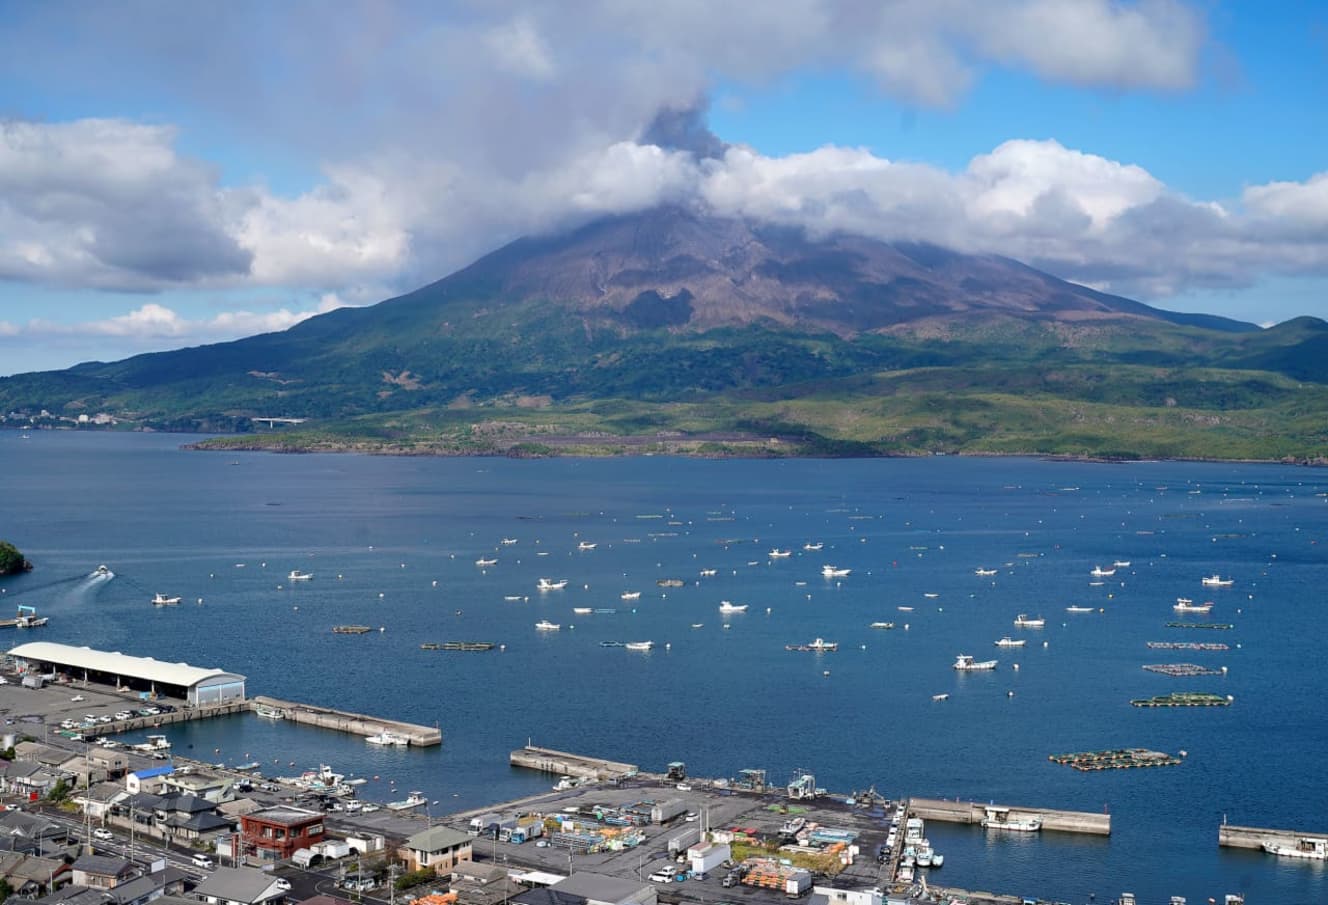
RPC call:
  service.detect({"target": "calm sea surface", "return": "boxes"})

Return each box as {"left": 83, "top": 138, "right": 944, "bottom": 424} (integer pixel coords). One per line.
{"left": 3, "top": 431, "right": 1327, "bottom": 902}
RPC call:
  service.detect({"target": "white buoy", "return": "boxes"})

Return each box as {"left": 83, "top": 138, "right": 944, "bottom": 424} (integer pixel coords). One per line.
{"left": 379, "top": 592, "right": 385, "bottom": 598}
{"left": 1221, "top": 666, "right": 1228, "bottom": 674}
{"left": 1007, "top": 690, "right": 1015, "bottom": 697}
{"left": 432, "top": 580, "right": 438, "bottom": 587}
{"left": 1043, "top": 641, "right": 1049, "bottom": 648}
{"left": 1013, "top": 663, "right": 1020, "bottom": 670}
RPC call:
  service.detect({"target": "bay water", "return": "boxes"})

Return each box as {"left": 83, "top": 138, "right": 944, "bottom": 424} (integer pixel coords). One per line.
{"left": 3, "top": 431, "right": 1327, "bottom": 902}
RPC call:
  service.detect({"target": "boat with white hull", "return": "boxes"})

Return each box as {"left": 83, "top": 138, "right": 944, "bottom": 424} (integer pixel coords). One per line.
{"left": 1013, "top": 614, "right": 1046, "bottom": 628}
{"left": 982, "top": 806, "right": 1043, "bottom": 832}
{"left": 1262, "top": 837, "right": 1328, "bottom": 860}
{"left": 287, "top": 570, "right": 313, "bottom": 581}
{"left": 536, "top": 578, "right": 569, "bottom": 590}
{"left": 718, "top": 602, "right": 748, "bottom": 614}
{"left": 821, "top": 565, "right": 851, "bottom": 578}
{"left": 151, "top": 593, "right": 182, "bottom": 606}
{"left": 953, "top": 654, "right": 998, "bottom": 671}
{"left": 994, "top": 637, "right": 1026, "bottom": 647}
{"left": 1202, "top": 574, "right": 1234, "bottom": 587}
{"left": 365, "top": 730, "right": 409, "bottom": 747}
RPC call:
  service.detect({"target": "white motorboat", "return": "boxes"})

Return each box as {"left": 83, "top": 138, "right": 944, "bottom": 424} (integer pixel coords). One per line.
{"left": 1066, "top": 605, "right": 1096, "bottom": 613}
{"left": 1113, "top": 560, "right": 1131, "bottom": 568}
{"left": 982, "top": 806, "right": 1043, "bottom": 832}
{"left": 503, "top": 595, "right": 524, "bottom": 601}
{"left": 931, "top": 693, "right": 949, "bottom": 702}
{"left": 1090, "top": 565, "right": 1116, "bottom": 577}
{"left": 625, "top": 641, "right": 654, "bottom": 651}
{"left": 92, "top": 564, "right": 114, "bottom": 579}
{"left": 536, "top": 578, "right": 568, "bottom": 590}
{"left": 974, "top": 568, "right": 998, "bottom": 576}
{"left": 151, "top": 593, "right": 182, "bottom": 606}
{"left": 869, "top": 621, "right": 896, "bottom": 629}
{"left": 786, "top": 638, "right": 838, "bottom": 652}
{"left": 803, "top": 542, "right": 823, "bottom": 551}
{"left": 1202, "top": 574, "right": 1234, "bottom": 587}
{"left": 365, "top": 730, "right": 409, "bottom": 747}
{"left": 577, "top": 542, "right": 597, "bottom": 551}
{"left": 821, "top": 565, "right": 851, "bottom": 578}
{"left": 386, "top": 792, "right": 427, "bottom": 811}
{"left": 254, "top": 704, "right": 285, "bottom": 720}
{"left": 535, "top": 620, "right": 561, "bottom": 631}
{"left": 897, "top": 605, "right": 914, "bottom": 612}
{"left": 1262, "top": 836, "right": 1328, "bottom": 860}
{"left": 572, "top": 607, "right": 593, "bottom": 615}
{"left": 994, "top": 636, "right": 1026, "bottom": 647}
{"left": 501, "top": 538, "right": 518, "bottom": 545}
{"left": 1174, "top": 599, "right": 1214, "bottom": 613}
{"left": 475, "top": 557, "right": 498, "bottom": 567}
{"left": 718, "top": 601, "right": 748, "bottom": 613}
{"left": 620, "top": 591, "right": 641, "bottom": 600}
{"left": 953, "top": 654, "right": 998, "bottom": 670}
{"left": 769, "top": 549, "right": 792, "bottom": 558}
{"left": 699, "top": 568, "right": 717, "bottom": 577}
{"left": 1013, "top": 614, "right": 1046, "bottom": 628}
{"left": 288, "top": 570, "right": 313, "bottom": 581}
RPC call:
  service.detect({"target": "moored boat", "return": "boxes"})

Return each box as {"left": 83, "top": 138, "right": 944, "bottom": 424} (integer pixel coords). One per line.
{"left": 974, "top": 567, "right": 998, "bottom": 576}
{"left": 821, "top": 564, "right": 851, "bottom": 578}
{"left": 994, "top": 636, "right": 1026, "bottom": 647}
{"left": 1013, "top": 614, "right": 1046, "bottom": 628}
{"left": 536, "top": 578, "right": 568, "bottom": 590}
{"left": 1174, "top": 599, "right": 1214, "bottom": 613}
{"left": 1065, "top": 605, "right": 1096, "bottom": 613}
{"left": 287, "top": 570, "right": 313, "bottom": 581}
{"left": 982, "top": 806, "right": 1043, "bottom": 832}
{"left": 1202, "top": 574, "right": 1234, "bottom": 587}
{"left": 535, "top": 620, "right": 561, "bottom": 631}
{"left": 953, "top": 654, "right": 998, "bottom": 670}
{"left": 803, "top": 542, "right": 823, "bottom": 551}
{"left": 786, "top": 637, "right": 838, "bottom": 652}
{"left": 718, "top": 601, "right": 748, "bottom": 613}
{"left": 620, "top": 591, "right": 641, "bottom": 600}
{"left": 254, "top": 704, "right": 286, "bottom": 720}
{"left": 769, "top": 549, "right": 792, "bottom": 558}
{"left": 386, "top": 791, "right": 427, "bottom": 811}
{"left": 1262, "top": 836, "right": 1328, "bottom": 860}
{"left": 572, "top": 607, "right": 593, "bottom": 615}
{"left": 151, "top": 593, "right": 182, "bottom": 606}
{"left": 869, "top": 621, "right": 895, "bottom": 629}
{"left": 1090, "top": 565, "right": 1116, "bottom": 577}
{"left": 475, "top": 558, "right": 498, "bottom": 567}
{"left": 365, "top": 730, "right": 409, "bottom": 747}
{"left": 625, "top": 641, "right": 654, "bottom": 651}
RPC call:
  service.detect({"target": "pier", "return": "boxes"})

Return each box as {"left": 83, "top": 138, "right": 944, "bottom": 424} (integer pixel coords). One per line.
{"left": 909, "top": 796, "right": 1111, "bottom": 835}
{"left": 75, "top": 698, "right": 251, "bottom": 737}
{"left": 249, "top": 695, "right": 441, "bottom": 746}
{"left": 1219, "top": 822, "right": 1328, "bottom": 850}
{"left": 508, "top": 745, "right": 638, "bottom": 780}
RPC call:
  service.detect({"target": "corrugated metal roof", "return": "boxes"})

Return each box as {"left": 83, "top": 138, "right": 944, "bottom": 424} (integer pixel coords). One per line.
{"left": 8, "top": 642, "right": 244, "bottom": 689}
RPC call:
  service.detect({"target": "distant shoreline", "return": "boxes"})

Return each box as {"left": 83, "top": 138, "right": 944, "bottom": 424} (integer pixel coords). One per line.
{"left": 182, "top": 434, "right": 1324, "bottom": 467}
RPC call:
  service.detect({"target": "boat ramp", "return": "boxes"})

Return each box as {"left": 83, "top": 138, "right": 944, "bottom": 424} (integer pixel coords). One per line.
{"left": 909, "top": 796, "right": 1111, "bottom": 835}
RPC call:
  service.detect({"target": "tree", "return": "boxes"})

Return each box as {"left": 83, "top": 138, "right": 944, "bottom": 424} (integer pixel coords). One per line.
{"left": 0, "top": 876, "right": 13, "bottom": 904}
{"left": 0, "top": 541, "right": 30, "bottom": 576}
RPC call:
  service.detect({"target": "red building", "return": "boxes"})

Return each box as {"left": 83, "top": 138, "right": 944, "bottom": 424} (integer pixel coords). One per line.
{"left": 237, "top": 806, "right": 325, "bottom": 861}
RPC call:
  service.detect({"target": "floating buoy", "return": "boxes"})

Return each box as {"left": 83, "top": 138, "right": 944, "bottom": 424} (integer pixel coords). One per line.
{"left": 1007, "top": 691, "right": 1015, "bottom": 697}
{"left": 823, "top": 670, "right": 831, "bottom": 677}
{"left": 1013, "top": 663, "right": 1020, "bottom": 670}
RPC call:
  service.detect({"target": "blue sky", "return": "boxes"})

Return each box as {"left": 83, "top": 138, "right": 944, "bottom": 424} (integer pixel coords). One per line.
{"left": 0, "top": 1, "right": 1326, "bottom": 375}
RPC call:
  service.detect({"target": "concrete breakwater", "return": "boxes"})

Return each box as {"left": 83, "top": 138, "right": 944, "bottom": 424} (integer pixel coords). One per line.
{"left": 1219, "top": 822, "right": 1327, "bottom": 850}
{"left": 509, "top": 745, "right": 638, "bottom": 780}
{"left": 910, "top": 796, "right": 1112, "bottom": 835}
{"left": 250, "top": 695, "right": 442, "bottom": 746}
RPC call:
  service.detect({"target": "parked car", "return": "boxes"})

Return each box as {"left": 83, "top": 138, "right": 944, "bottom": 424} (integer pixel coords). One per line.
{"left": 722, "top": 872, "right": 742, "bottom": 888}
{"left": 273, "top": 879, "right": 291, "bottom": 892}
{"left": 649, "top": 867, "right": 678, "bottom": 883}
{"left": 70, "top": 695, "right": 85, "bottom": 703}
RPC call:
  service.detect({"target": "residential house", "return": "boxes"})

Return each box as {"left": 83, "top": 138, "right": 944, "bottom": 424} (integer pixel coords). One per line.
{"left": 398, "top": 825, "right": 472, "bottom": 875}
{"left": 125, "top": 766, "right": 174, "bottom": 795}
{"left": 73, "top": 781, "right": 127, "bottom": 821}
{"left": 237, "top": 807, "right": 323, "bottom": 862}
{"left": 70, "top": 855, "right": 138, "bottom": 890}
{"left": 7, "top": 760, "right": 66, "bottom": 798}
{"left": 450, "top": 863, "right": 524, "bottom": 905}
{"left": 509, "top": 889, "right": 588, "bottom": 905}
{"left": 161, "top": 772, "right": 234, "bottom": 805}
{"left": 550, "top": 873, "right": 656, "bottom": 905}
{"left": 0, "top": 852, "right": 71, "bottom": 896}
{"left": 190, "top": 866, "right": 286, "bottom": 905}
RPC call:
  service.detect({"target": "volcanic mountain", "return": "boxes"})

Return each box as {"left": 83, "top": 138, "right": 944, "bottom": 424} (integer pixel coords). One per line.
{"left": 3, "top": 206, "right": 1326, "bottom": 460}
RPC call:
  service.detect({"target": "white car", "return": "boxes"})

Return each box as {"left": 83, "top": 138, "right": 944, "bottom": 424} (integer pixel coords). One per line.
{"left": 115, "top": 711, "right": 132, "bottom": 720}
{"left": 70, "top": 695, "right": 85, "bottom": 703}
{"left": 273, "top": 879, "right": 291, "bottom": 892}
{"left": 93, "top": 828, "right": 114, "bottom": 841}
{"left": 648, "top": 868, "right": 678, "bottom": 883}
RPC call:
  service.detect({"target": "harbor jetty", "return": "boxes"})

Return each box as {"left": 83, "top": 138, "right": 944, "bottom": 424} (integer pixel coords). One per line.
{"left": 909, "top": 796, "right": 1111, "bottom": 835}
{"left": 248, "top": 695, "right": 442, "bottom": 746}
{"left": 1219, "top": 822, "right": 1328, "bottom": 852}
{"left": 509, "top": 744, "right": 638, "bottom": 780}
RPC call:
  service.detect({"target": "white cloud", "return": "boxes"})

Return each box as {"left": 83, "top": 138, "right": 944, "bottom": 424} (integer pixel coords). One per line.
{"left": 13, "top": 300, "right": 338, "bottom": 342}
{"left": 484, "top": 16, "right": 557, "bottom": 81}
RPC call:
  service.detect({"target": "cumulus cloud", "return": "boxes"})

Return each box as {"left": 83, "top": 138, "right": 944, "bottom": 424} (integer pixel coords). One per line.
{"left": 0, "top": 0, "right": 1323, "bottom": 321}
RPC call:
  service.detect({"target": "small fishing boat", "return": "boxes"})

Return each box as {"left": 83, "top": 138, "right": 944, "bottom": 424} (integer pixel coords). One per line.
{"left": 1013, "top": 614, "right": 1046, "bottom": 628}
{"left": 625, "top": 641, "right": 654, "bottom": 651}
{"left": 1090, "top": 565, "right": 1116, "bottom": 577}
{"left": 475, "top": 557, "right": 497, "bottom": 567}
{"left": 718, "top": 601, "right": 748, "bottom": 613}
{"left": 536, "top": 578, "right": 568, "bottom": 590}
{"left": 620, "top": 591, "right": 641, "bottom": 600}
{"left": 974, "top": 568, "right": 998, "bottom": 576}
{"left": 501, "top": 538, "right": 518, "bottom": 545}
{"left": 1113, "top": 560, "right": 1131, "bottom": 568}
{"left": 897, "top": 605, "right": 914, "bottom": 612}
{"left": 92, "top": 564, "right": 114, "bottom": 578}
{"left": 1174, "top": 599, "right": 1214, "bottom": 613}
{"left": 953, "top": 654, "right": 998, "bottom": 670}
{"left": 803, "top": 542, "right": 823, "bottom": 551}
{"left": 1066, "top": 605, "right": 1096, "bottom": 613}
{"left": 932, "top": 693, "right": 950, "bottom": 702}
{"left": 1202, "top": 574, "right": 1234, "bottom": 587}
{"left": 572, "top": 607, "right": 593, "bottom": 615}
{"left": 994, "top": 636, "right": 1026, "bottom": 647}
{"left": 365, "top": 730, "right": 409, "bottom": 747}
{"left": 821, "top": 565, "right": 851, "bottom": 578}
{"left": 254, "top": 704, "right": 286, "bottom": 720}
{"left": 869, "top": 621, "right": 896, "bottom": 629}
{"left": 769, "top": 549, "right": 792, "bottom": 558}
{"left": 577, "top": 542, "right": 597, "bottom": 551}
{"left": 386, "top": 792, "right": 427, "bottom": 811}
{"left": 535, "top": 620, "right": 561, "bottom": 631}
{"left": 287, "top": 570, "right": 313, "bottom": 581}
{"left": 699, "top": 568, "right": 717, "bottom": 577}
{"left": 151, "top": 593, "right": 182, "bottom": 606}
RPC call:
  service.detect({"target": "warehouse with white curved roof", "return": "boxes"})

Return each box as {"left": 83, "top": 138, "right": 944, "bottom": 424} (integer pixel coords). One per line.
{"left": 8, "top": 642, "right": 245, "bottom": 705}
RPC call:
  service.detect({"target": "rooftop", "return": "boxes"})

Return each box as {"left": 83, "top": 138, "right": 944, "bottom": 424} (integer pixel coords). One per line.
{"left": 243, "top": 806, "right": 323, "bottom": 827}
{"left": 8, "top": 642, "right": 243, "bottom": 690}
{"left": 405, "top": 825, "right": 472, "bottom": 853}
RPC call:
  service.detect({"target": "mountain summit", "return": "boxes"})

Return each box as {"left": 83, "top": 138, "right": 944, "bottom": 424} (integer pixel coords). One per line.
{"left": 2, "top": 206, "right": 1325, "bottom": 461}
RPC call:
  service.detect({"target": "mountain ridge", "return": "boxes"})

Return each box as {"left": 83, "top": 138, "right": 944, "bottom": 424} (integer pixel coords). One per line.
{"left": 2, "top": 206, "right": 1325, "bottom": 462}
